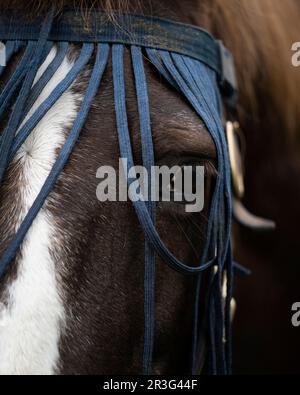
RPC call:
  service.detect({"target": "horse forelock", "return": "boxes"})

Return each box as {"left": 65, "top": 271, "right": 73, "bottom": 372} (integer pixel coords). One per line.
{"left": 0, "top": 0, "right": 137, "bottom": 17}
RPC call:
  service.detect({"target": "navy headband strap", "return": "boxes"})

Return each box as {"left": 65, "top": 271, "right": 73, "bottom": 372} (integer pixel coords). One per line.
{"left": 0, "top": 11, "right": 238, "bottom": 105}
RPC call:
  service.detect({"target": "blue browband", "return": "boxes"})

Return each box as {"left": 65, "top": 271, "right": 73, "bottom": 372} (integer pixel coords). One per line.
{"left": 0, "top": 11, "right": 238, "bottom": 105}
{"left": 0, "top": 9, "right": 237, "bottom": 375}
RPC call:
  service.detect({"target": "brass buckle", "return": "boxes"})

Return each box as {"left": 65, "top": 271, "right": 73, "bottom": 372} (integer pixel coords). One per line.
{"left": 226, "top": 121, "right": 276, "bottom": 231}
{"left": 226, "top": 121, "right": 245, "bottom": 199}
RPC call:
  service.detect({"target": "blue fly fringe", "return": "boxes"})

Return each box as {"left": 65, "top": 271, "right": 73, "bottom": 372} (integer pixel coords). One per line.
{"left": 0, "top": 9, "right": 236, "bottom": 375}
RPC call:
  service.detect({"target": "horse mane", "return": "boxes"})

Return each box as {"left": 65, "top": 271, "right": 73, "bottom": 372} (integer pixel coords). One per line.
{"left": 208, "top": 0, "right": 300, "bottom": 143}
{"left": 1, "top": 0, "right": 299, "bottom": 142}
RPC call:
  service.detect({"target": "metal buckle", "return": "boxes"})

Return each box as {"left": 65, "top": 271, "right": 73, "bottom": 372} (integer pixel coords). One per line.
{"left": 218, "top": 41, "right": 238, "bottom": 108}
{"left": 226, "top": 121, "right": 245, "bottom": 199}
{"left": 226, "top": 121, "right": 276, "bottom": 231}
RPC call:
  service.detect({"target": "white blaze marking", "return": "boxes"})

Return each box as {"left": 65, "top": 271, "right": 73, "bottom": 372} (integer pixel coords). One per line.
{"left": 0, "top": 45, "right": 82, "bottom": 374}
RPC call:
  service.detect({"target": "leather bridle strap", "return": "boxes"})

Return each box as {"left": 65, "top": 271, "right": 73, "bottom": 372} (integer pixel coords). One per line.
{"left": 0, "top": 11, "right": 238, "bottom": 107}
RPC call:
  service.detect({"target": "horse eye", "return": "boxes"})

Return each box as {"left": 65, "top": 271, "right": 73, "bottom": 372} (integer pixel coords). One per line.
{"left": 154, "top": 156, "right": 217, "bottom": 215}
{"left": 168, "top": 164, "right": 200, "bottom": 195}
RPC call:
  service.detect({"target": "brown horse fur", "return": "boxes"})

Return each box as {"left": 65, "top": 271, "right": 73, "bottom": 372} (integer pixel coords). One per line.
{"left": 0, "top": 0, "right": 300, "bottom": 374}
